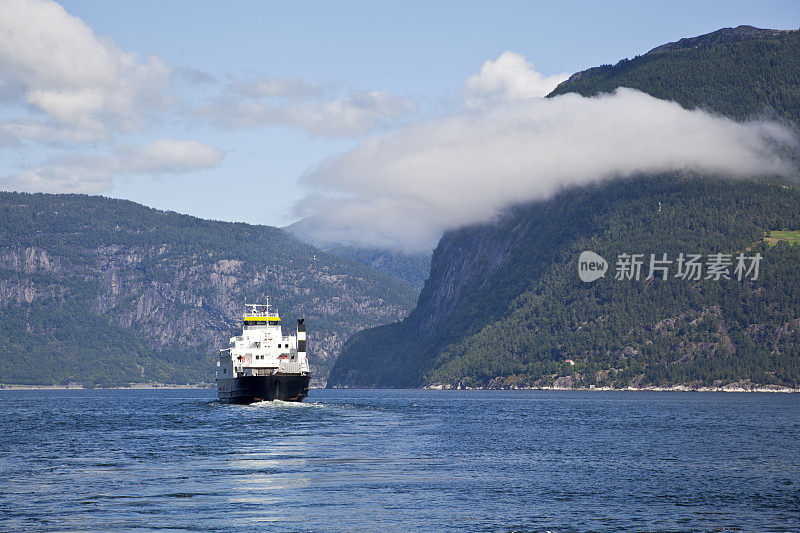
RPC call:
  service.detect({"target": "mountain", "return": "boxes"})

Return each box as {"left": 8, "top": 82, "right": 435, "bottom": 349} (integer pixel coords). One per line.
{"left": 328, "top": 26, "right": 800, "bottom": 390}
{"left": 550, "top": 25, "right": 800, "bottom": 126}
{"left": 285, "top": 218, "right": 432, "bottom": 290}
{"left": 306, "top": 243, "right": 431, "bottom": 291}
{"left": 0, "top": 192, "right": 417, "bottom": 386}
{"left": 328, "top": 176, "right": 800, "bottom": 389}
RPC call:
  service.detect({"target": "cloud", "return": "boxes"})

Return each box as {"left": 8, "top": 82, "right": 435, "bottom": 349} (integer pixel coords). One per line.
{"left": 464, "top": 51, "right": 569, "bottom": 107}
{"left": 202, "top": 78, "right": 417, "bottom": 137}
{"left": 0, "top": 119, "right": 107, "bottom": 143}
{"left": 120, "top": 139, "right": 226, "bottom": 174}
{"left": 299, "top": 88, "right": 798, "bottom": 252}
{"left": 3, "top": 139, "right": 225, "bottom": 193}
{"left": 235, "top": 77, "right": 327, "bottom": 100}
{"left": 0, "top": 0, "right": 171, "bottom": 142}
{"left": 0, "top": 0, "right": 418, "bottom": 197}
{"left": 0, "top": 1, "right": 417, "bottom": 145}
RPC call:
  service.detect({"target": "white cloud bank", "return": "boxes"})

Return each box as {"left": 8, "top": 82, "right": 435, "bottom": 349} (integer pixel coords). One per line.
{"left": 300, "top": 86, "right": 798, "bottom": 252}
{"left": 6, "top": 139, "right": 225, "bottom": 193}
{"left": 0, "top": 0, "right": 171, "bottom": 142}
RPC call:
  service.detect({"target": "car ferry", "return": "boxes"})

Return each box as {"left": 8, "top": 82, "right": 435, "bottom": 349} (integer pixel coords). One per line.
{"left": 216, "top": 300, "right": 310, "bottom": 403}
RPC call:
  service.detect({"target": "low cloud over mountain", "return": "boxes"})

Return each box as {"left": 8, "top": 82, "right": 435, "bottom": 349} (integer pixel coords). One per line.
{"left": 298, "top": 54, "right": 798, "bottom": 252}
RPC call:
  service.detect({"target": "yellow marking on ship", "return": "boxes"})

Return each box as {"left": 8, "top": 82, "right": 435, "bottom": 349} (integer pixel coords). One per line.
{"left": 244, "top": 316, "right": 281, "bottom": 322}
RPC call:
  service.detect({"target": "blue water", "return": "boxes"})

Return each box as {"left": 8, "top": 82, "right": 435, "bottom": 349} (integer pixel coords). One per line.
{"left": 0, "top": 389, "right": 798, "bottom": 532}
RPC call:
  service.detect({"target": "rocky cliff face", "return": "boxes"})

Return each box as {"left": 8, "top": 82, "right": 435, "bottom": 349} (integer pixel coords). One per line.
{"left": 326, "top": 196, "right": 574, "bottom": 388}
{"left": 0, "top": 192, "right": 417, "bottom": 385}
{"left": 413, "top": 220, "right": 527, "bottom": 337}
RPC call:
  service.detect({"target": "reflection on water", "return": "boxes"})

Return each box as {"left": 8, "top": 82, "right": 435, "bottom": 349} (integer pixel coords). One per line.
{"left": 0, "top": 388, "right": 798, "bottom": 532}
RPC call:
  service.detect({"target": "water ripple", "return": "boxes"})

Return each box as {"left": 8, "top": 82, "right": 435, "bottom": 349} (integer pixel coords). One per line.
{"left": 0, "top": 389, "right": 798, "bottom": 532}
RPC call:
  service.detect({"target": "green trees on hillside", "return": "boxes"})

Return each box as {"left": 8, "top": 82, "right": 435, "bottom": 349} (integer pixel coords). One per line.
{"left": 330, "top": 177, "right": 800, "bottom": 389}
{"left": 549, "top": 30, "right": 800, "bottom": 126}
{"left": 0, "top": 192, "right": 417, "bottom": 385}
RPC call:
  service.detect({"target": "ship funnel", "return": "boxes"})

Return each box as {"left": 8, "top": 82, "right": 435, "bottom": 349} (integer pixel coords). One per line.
{"left": 297, "top": 318, "right": 306, "bottom": 355}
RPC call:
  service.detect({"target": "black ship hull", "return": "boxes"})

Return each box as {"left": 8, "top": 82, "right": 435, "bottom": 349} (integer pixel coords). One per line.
{"left": 217, "top": 374, "right": 310, "bottom": 403}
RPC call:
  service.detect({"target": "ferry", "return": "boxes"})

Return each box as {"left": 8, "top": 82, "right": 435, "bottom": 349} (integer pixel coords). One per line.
{"left": 216, "top": 300, "right": 310, "bottom": 403}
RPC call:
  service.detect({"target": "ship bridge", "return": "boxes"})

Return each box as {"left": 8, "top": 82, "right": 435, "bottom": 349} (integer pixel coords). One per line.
{"left": 242, "top": 302, "right": 281, "bottom": 327}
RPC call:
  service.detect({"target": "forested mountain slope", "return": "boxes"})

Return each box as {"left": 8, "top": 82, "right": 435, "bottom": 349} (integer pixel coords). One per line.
{"left": 328, "top": 26, "right": 800, "bottom": 390}
{"left": 549, "top": 25, "right": 800, "bottom": 126}
{"left": 328, "top": 177, "right": 800, "bottom": 389}
{"left": 0, "top": 193, "right": 417, "bottom": 386}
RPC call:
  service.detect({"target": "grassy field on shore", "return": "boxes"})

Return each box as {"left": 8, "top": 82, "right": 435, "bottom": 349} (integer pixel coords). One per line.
{"left": 764, "top": 230, "right": 800, "bottom": 246}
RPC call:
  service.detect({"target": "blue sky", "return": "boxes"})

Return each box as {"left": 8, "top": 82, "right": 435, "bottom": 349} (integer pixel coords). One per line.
{"left": 1, "top": 0, "right": 798, "bottom": 233}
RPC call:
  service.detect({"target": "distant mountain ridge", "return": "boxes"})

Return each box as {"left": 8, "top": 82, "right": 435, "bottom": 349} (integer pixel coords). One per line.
{"left": 310, "top": 243, "right": 431, "bottom": 291}
{"left": 285, "top": 218, "right": 431, "bottom": 290}
{"left": 0, "top": 192, "right": 417, "bottom": 386}
{"left": 329, "top": 25, "right": 800, "bottom": 390}
{"left": 646, "top": 25, "right": 794, "bottom": 55}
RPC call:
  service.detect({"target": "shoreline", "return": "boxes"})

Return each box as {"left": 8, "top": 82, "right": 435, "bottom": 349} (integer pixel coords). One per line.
{"left": 423, "top": 384, "right": 799, "bottom": 393}
{"left": 2, "top": 383, "right": 798, "bottom": 393}
{"left": 0, "top": 383, "right": 216, "bottom": 390}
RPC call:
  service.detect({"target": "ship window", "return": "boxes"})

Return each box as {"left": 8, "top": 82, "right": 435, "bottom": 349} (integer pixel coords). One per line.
{"left": 223, "top": 368, "right": 227, "bottom": 373}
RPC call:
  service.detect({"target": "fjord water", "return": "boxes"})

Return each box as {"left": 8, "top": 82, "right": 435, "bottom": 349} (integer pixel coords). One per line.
{"left": 1, "top": 389, "right": 798, "bottom": 532}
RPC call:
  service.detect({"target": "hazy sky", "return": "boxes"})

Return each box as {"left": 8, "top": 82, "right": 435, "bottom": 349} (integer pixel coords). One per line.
{"left": 1, "top": 0, "right": 798, "bottom": 235}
